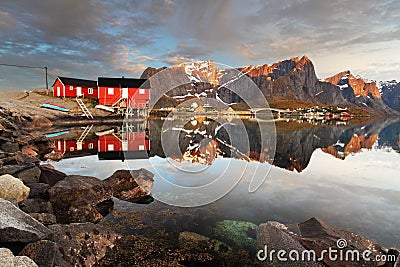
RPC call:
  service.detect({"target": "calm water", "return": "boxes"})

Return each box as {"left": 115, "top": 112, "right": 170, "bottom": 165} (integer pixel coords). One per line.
{"left": 48, "top": 117, "right": 400, "bottom": 248}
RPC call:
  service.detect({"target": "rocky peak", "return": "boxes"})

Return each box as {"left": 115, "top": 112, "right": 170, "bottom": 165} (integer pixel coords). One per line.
{"left": 325, "top": 70, "right": 381, "bottom": 99}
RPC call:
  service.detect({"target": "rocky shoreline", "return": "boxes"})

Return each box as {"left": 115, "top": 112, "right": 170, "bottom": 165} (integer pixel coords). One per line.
{"left": 0, "top": 106, "right": 399, "bottom": 266}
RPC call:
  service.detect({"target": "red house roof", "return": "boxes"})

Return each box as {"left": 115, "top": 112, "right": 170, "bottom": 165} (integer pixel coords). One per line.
{"left": 98, "top": 77, "right": 150, "bottom": 88}
{"left": 53, "top": 76, "right": 97, "bottom": 87}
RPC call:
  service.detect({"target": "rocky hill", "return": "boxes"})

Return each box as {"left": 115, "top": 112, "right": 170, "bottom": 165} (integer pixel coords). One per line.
{"left": 324, "top": 70, "right": 393, "bottom": 113}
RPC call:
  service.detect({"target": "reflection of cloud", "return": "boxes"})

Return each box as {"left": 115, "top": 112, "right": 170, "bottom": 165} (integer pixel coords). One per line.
{"left": 52, "top": 149, "right": 400, "bottom": 247}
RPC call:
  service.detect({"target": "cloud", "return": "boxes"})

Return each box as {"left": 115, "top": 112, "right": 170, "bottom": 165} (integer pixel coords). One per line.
{"left": 134, "top": 56, "right": 156, "bottom": 62}
{"left": 235, "top": 44, "right": 258, "bottom": 60}
{"left": 1, "top": 0, "right": 400, "bottom": 91}
{"left": 162, "top": 55, "right": 198, "bottom": 65}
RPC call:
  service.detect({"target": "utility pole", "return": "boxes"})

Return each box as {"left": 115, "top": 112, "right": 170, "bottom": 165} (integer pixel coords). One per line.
{"left": 44, "top": 66, "right": 49, "bottom": 95}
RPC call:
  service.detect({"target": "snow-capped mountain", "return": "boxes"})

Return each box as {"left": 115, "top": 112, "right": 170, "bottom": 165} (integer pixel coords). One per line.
{"left": 140, "top": 56, "right": 397, "bottom": 114}
{"left": 324, "top": 70, "right": 394, "bottom": 113}
{"left": 378, "top": 80, "right": 400, "bottom": 111}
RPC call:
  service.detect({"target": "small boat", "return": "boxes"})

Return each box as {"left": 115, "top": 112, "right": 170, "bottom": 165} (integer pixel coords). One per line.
{"left": 45, "top": 130, "right": 69, "bottom": 138}
{"left": 40, "top": 103, "right": 69, "bottom": 112}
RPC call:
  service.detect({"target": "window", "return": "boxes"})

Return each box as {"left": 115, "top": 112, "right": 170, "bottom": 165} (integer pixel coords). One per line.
{"left": 70, "top": 147, "right": 74, "bottom": 152}
{"left": 70, "top": 86, "right": 73, "bottom": 90}
{"left": 107, "top": 144, "right": 114, "bottom": 151}
{"left": 108, "top": 88, "right": 114, "bottom": 95}
{"left": 139, "top": 145, "right": 145, "bottom": 150}
{"left": 88, "top": 143, "right": 94, "bottom": 149}
{"left": 88, "top": 88, "right": 93, "bottom": 94}
{"left": 139, "top": 88, "right": 145, "bottom": 95}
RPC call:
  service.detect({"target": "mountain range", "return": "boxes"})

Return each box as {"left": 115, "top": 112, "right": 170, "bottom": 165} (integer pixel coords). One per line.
{"left": 140, "top": 56, "right": 400, "bottom": 114}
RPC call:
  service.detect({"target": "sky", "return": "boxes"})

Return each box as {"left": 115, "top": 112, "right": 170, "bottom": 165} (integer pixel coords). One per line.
{"left": 0, "top": 0, "right": 399, "bottom": 91}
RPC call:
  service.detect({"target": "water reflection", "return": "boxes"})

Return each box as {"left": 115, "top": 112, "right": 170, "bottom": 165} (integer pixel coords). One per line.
{"left": 47, "top": 117, "right": 400, "bottom": 172}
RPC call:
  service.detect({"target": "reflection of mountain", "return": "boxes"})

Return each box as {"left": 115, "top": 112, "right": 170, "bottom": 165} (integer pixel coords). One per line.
{"left": 48, "top": 118, "right": 399, "bottom": 172}
{"left": 274, "top": 119, "right": 398, "bottom": 172}
{"left": 321, "top": 134, "right": 378, "bottom": 160}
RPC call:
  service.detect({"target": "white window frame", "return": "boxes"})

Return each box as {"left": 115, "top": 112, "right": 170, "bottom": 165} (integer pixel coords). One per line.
{"left": 107, "top": 144, "right": 114, "bottom": 151}
{"left": 139, "top": 88, "right": 145, "bottom": 95}
{"left": 139, "top": 144, "right": 145, "bottom": 150}
{"left": 88, "top": 143, "right": 94, "bottom": 149}
{"left": 88, "top": 88, "right": 94, "bottom": 94}
{"left": 69, "top": 85, "right": 74, "bottom": 90}
{"left": 108, "top": 88, "right": 114, "bottom": 95}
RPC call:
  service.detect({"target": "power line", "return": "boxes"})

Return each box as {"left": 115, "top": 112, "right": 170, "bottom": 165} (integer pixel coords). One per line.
{"left": 0, "top": 62, "right": 50, "bottom": 91}
{"left": 0, "top": 63, "right": 46, "bottom": 69}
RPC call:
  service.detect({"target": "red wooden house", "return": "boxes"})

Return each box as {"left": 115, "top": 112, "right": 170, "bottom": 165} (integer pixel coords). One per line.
{"left": 52, "top": 77, "right": 98, "bottom": 98}
{"left": 97, "top": 77, "right": 150, "bottom": 108}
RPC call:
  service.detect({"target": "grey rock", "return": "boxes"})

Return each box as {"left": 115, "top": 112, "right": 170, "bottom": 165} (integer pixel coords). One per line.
{"left": 1, "top": 142, "right": 19, "bottom": 153}
{"left": 298, "top": 217, "right": 388, "bottom": 267}
{"left": 20, "top": 240, "right": 72, "bottom": 267}
{"left": 26, "top": 183, "right": 50, "bottom": 199}
{"left": 38, "top": 166, "right": 66, "bottom": 186}
{"left": 48, "top": 175, "right": 113, "bottom": 223}
{"left": 28, "top": 213, "right": 57, "bottom": 225}
{"left": 14, "top": 256, "right": 39, "bottom": 267}
{"left": 17, "top": 166, "right": 41, "bottom": 184}
{"left": 0, "top": 174, "right": 30, "bottom": 203}
{"left": 20, "top": 198, "right": 53, "bottom": 213}
{"left": 257, "top": 221, "right": 323, "bottom": 267}
{"left": 0, "top": 198, "right": 52, "bottom": 243}
{"left": 0, "top": 164, "right": 32, "bottom": 176}
{"left": 48, "top": 223, "right": 120, "bottom": 267}
{"left": 105, "top": 169, "right": 154, "bottom": 203}
{"left": 0, "top": 247, "right": 15, "bottom": 267}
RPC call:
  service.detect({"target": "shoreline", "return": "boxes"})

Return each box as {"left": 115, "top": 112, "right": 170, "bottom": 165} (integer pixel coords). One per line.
{"left": 1, "top": 94, "right": 399, "bottom": 266}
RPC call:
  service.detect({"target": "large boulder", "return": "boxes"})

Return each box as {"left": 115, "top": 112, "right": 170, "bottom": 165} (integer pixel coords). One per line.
{"left": 48, "top": 175, "right": 113, "bottom": 223}
{"left": 16, "top": 166, "right": 41, "bottom": 184}
{"left": 0, "top": 199, "right": 52, "bottom": 243}
{"left": 0, "top": 164, "right": 32, "bottom": 176}
{"left": 48, "top": 223, "right": 120, "bottom": 267}
{"left": 21, "top": 145, "right": 38, "bottom": 158}
{"left": 20, "top": 240, "right": 72, "bottom": 267}
{"left": 105, "top": 169, "right": 154, "bottom": 203}
{"left": 1, "top": 142, "right": 19, "bottom": 153}
{"left": 38, "top": 166, "right": 66, "bottom": 186}
{"left": 0, "top": 247, "right": 15, "bottom": 267}
{"left": 0, "top": 174, "right": 30, "bottom": 203}
{"left": 0, "top": 247, "right": 39, "bottom": 267}
{"left": 298, "top": 217, "right": 388, "bottom": 267}
{"left": 257, "top": 221, "right": 323, "bottom": 266}
{"left": 26, "top": 183, "right": 50, "bottom": 199}
{"left": 19, "top": 198, "right": 53, "bottom": 214}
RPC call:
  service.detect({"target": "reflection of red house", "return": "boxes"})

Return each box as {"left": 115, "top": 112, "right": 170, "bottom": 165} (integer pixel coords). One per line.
{"left": 52, "top": 77, "right": 98, "bottom": 98}
{"left": 98, "top": 132, "right": 149, "bottom": 153}
{"left": 54, "top": 140, "right": 98, "bottom": 153}
{"left": 97, "top": 77, "right": 150, "bottom": 107}
{"left": 98, "top": 132, "right": 150, "bottom": 160}
{"left": 98, "top": 135, "right": 123, "bottom": 153}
